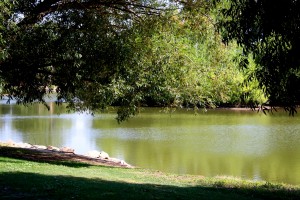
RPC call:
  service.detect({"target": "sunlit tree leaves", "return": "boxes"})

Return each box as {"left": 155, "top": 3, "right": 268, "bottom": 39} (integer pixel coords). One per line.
{"left": 215, "top": 0, "right": 300, "bottom": 113}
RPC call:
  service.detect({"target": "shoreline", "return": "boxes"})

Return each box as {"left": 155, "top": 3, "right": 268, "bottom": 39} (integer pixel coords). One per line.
{"left": 0, "top": 141, "right": 133, "bottom": 168}
{"left": 1, "top": 147, "right": 299, "bottom": 199}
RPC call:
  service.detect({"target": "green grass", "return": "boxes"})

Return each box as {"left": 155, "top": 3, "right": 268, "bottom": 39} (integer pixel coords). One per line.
{"left": 0, "top": 156, "right": 299, "bottom": 199}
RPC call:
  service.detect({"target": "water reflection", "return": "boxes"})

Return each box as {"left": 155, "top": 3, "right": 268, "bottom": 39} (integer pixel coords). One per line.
{"left": 0, "top": 103, "right": 300, "bottom": 185}
{"left": 62, "top": 114, "right": 98, "bottom": 153}
{"left": 0, "top": 116, "right": 23, "bottom": 143}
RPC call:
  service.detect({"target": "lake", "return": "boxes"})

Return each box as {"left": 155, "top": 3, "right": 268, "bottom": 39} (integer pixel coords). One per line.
{"left": 0, "top": 102, "right": 300, "bottom": 185}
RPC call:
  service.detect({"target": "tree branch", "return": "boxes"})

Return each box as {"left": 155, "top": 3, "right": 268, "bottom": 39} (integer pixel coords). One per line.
{"left": 18, "top": 0, "right": 164, "bottom": 27}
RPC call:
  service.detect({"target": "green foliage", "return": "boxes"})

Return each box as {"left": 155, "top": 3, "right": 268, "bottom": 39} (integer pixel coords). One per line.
{"left": 215, "top": 0, "right": 300, "bottom": 112}
{"left": 0, "top": 0, "right": 14, "bottom": 93}
{"left": 0, "top": 1, "right": 162, "bottom": 113}
{"left": 115, "top": 6, "right": 265, "bottom": 118}
{"left": 0, "top": 0, "right": 266, "bottom": 121}
{"left": 0, "top": 0, "right": 12, "bottom": 61}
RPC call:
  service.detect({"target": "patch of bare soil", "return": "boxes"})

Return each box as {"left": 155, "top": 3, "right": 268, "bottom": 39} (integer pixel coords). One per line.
{"left": 0, "top": 146, "right": 133, "bottom": 168}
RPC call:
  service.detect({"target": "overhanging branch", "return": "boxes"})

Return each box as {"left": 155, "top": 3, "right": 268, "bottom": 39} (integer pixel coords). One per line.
{"left": 18, "top": 0, "right": 166, "bottom": 27}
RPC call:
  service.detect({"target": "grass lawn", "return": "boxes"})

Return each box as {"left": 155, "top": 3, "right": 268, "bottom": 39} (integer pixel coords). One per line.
{"left": 0, "top": 148, "right": 299, "bottom": 199}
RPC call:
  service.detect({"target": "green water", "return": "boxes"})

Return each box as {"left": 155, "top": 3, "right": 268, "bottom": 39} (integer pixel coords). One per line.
{"left": 0, "top": 103, "right": 300, "bottom": 185}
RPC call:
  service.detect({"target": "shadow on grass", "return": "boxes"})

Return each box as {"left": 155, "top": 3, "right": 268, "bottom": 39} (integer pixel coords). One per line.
{"left": 0, "top": 172, "right": 299, "bottom": 200}
{"left": 0, "top": 147, "right": 114, "bottom": 168}
{"left": 0, "top": 153, "right": 94, "bottom": 168}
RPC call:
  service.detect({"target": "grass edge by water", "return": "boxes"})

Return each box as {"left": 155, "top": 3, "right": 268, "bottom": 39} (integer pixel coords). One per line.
{"left": 0, "top": 147, "right": 299, "bottom": 199}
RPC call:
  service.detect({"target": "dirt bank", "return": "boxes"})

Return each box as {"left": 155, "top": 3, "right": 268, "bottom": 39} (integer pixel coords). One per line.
{"left": 0, "top": 142, "right": 133, "bottom": 168}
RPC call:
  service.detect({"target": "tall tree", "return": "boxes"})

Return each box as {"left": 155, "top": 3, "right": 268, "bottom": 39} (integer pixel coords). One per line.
{"left": 1, "top": 0, "right": 265, "bottom": 121}
{"left": 112, "top": 3, "right": 266, "bottom": 121}
{"left": 0, "top": 0, "right": 166, "bottom": 112}
{"left": 215, "top": 0, "right": 300, "bottom": 113}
